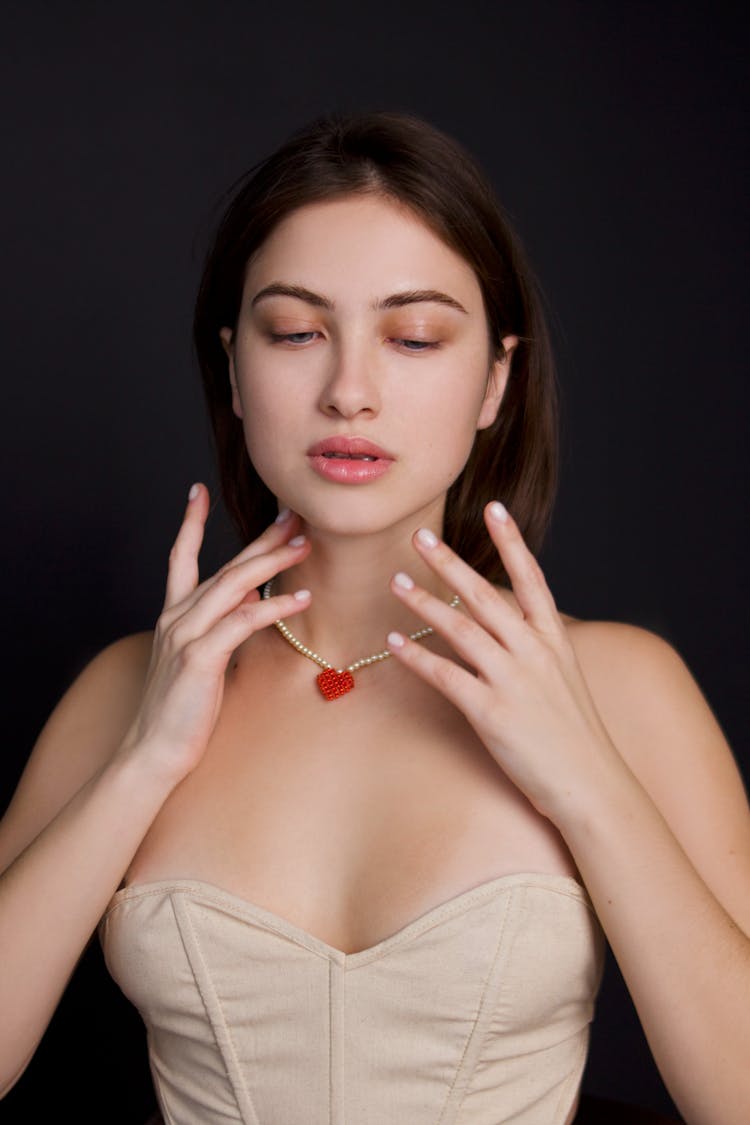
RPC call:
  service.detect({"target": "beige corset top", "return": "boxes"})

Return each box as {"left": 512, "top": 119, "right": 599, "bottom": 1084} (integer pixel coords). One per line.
{"left": 99, "top": 872, "right": 605, "bottom": 1125}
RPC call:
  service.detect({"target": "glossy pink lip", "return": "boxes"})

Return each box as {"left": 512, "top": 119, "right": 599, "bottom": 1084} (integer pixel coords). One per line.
{"left": 306, "top": 436, "right": 395, "bottom": 459}
{"left": 306, "top": 435, "right": 395, "bottom": 484}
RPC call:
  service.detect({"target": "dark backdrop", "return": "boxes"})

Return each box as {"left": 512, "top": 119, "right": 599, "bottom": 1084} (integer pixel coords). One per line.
{"left": 1, "top": 2, "right": 746, "bottom": 1121}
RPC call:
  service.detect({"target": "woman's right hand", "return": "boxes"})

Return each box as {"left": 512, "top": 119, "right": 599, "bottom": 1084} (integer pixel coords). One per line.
{"left": 122, "top": 483, "right": 312, "bottom": 784}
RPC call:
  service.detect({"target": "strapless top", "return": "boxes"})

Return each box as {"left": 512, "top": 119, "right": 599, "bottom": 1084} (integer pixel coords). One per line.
{"left": 98, "top": 872, "right": 605, "bottom": 1124}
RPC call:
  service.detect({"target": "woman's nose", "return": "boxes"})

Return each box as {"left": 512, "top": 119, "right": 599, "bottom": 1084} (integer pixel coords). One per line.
{"left": 317, "top": 340, "right": 381, "bottom": 419}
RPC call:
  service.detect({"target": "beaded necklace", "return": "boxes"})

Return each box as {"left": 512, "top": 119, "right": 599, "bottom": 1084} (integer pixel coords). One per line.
{"left": 262, "top": 576, "right": 460, "bottom": 700}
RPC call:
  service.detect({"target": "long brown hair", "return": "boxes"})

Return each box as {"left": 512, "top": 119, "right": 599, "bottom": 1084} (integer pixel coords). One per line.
{"left": 193, "top": 109, "right": 559, "bottom": 586}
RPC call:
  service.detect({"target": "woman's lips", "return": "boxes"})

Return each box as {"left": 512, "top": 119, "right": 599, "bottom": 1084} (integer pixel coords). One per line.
{"left": 306, "top": 436, "right": 395, "bottom": 483}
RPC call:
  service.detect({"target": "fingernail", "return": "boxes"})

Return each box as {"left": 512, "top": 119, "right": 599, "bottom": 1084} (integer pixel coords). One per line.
{"left": 416, "top": 528, "right": 438, "bottom": 549}
{"left": 387, "top": 631, "right": 406, "bottom": 648}
{"left": 393, "top": 571, "right": 415, "bottom": 590}
{"left": 289, "top": 535, "right": 306, "bottom": 548}
{"left": 275, "top": 507, "right": 292, "bottom": 523}
{"left": 293, "top": 589, "right": 311, "bottom": 601}
{"left": 188, "top": 483, "right": 200, "bottom": 501}
{"left": 489, "top": 501, "right": 508, "bottom": 523}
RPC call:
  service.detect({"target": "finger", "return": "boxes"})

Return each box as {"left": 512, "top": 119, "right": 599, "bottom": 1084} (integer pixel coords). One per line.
{"left": 164, "top": 535, "right": 311, "bottom": 644}
{"left": 191, "top": 587, "right": 312, "bottom": 666}
{"left": 409, "top": 526, "right": 531, "bottom": 652}
{"left": 164, "top": 483, "right": 210, "bottom": 610}
{"left": 213, "top": 507, "right": 303, "bottom": 575}
{"left": 482, "top": 502, "right": 562, "bottom": 634}
{"left": 385, "top": 628, "right": 487, "bottom": 723}
{"left": 390, "top": 571, "right": 505, "bottom": 675}
{"left": 177, "top": 521, "right": 310, "bottom": 622}
{"left": 165, "top": 503, "right": 301, "bottom": 618}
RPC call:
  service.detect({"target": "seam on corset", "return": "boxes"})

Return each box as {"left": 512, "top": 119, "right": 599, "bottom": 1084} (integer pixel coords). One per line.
{"left": 553, "top": 1031, "right": 590, "bottom": 1124}
{"left": 436, "top": 887, "right": 515, "bottom": 1124}
{"left": 172, "top": 893, "right": 261, "bottom": 1125}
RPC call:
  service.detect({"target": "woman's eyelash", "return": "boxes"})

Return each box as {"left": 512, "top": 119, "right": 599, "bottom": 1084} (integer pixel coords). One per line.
{"left": 268, "top": 332, "right": 441, "bottom": 351}
{"left": 269, "top": 332, "right": 318, "bottom": 345}
{"left": 395, "top": 339, "right": 441, "bottom": 351}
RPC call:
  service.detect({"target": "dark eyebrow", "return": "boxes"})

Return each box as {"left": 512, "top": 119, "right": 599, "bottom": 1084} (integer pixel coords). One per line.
{"left": 250, "top": 282, "right": 468, "bottom": 315}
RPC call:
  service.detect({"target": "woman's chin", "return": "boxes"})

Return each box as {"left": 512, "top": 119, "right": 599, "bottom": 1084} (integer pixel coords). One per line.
{"left": 277, "top": 496, "right": 430, "bottom": 541}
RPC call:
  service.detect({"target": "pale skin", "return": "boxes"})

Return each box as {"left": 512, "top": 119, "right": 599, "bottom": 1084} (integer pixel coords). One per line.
{"left": 0, "top": 195, "right": 748, "bottom": 1124}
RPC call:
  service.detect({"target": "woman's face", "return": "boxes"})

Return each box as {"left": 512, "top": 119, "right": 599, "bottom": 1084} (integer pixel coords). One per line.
{"left": 220, "top": 193, "right": 517, "bottom": 538}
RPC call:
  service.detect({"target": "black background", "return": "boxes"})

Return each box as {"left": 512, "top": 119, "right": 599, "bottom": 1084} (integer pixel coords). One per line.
{"left": 1, "top": 1, "right": 747, "bottom": 1120}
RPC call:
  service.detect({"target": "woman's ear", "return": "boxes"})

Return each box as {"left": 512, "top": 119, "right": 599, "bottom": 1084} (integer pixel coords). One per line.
{"left": 476, "top": 334, "right": 518, "bottom": 431}
{"left": 219, "top": 327, "right": 243, "bottom": 419}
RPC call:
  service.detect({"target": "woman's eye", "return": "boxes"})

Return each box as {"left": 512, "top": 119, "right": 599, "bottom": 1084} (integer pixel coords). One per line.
{"left": 270, "top": 332, "right": 318, "bottom": 345}
{"left": 268, "top": 332, "right": 440, "bottom": 351}
{"left": 394, "top": 338, "right": 440, "bottom": 351}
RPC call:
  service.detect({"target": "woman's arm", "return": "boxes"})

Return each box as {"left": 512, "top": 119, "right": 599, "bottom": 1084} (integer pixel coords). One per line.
{"left": 0, "top": 634, "right": 174, "bottom": 1096}
{"left": 0, "top": 487, "right": 314, "bottom": 1096}
{"left": 386, "top": 503, "right": 750, "bottom": 1125}
{"left": 557, "top": 621, "right": 750, "bottom": 1125}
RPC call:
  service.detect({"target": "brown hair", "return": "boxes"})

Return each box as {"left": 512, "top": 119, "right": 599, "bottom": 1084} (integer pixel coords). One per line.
{"left": 193, "top": 109, "right": 559, "bottom": 586}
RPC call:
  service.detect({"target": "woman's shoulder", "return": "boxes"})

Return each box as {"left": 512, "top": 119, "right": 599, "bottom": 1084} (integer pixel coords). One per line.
{"left": 33, "top": 629, "right": 156, "bottom": 769}
{"left": 559, "top": 610, "right": 713, "bottom": 763}
{"left": 564, "top": 613, "right": 749, "bottom": 903}
{"left": 0, "top": 631, "right": 155, "bottom": 873}
{"left": 561, "top": 612, "right": 698, "bottom": 706}
{"left": 78, "top": 630, "right": 155, "bottom": 690}
{"left": 47, "top": 631, "right": 156, "bottom": 739}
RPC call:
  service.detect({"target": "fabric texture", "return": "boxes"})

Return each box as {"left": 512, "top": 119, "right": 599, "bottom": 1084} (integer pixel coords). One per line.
{"left": 99, "top": 872, "right": 605, "bottom": 1124}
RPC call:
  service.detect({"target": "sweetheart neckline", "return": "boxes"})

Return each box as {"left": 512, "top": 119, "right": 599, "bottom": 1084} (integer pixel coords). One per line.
{"left": 103, "top": 871, "right": 593, "bottom": 962}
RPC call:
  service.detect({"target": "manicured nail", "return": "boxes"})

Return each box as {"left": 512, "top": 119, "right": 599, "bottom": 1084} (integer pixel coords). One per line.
{"left": 416, "top": 528, "right": 438, "bottom": 549}
{"left": 393, "top": 571, "right": 415, "bottom": 590}
{"left": 188, "top": 483, "right": 200, "bottom": 501}
{"left": 387, "top": 631, "right": 406, "bottom": 648}
{"left": 489, "top": 501, "right": 508, "bottom": 523}
{"left": 275, "top": 507, "right": 292, "bottom": 523}
{"left": 293, "top": 589, "right": 311, "bottom": 601}
{"left": 289, "top": 535, "right": 306, "bottom": 547}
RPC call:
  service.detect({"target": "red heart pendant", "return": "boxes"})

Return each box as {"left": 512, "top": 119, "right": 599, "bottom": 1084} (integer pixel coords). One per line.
{"left": 317, "top": 668, "right": 355, "bottom": 701}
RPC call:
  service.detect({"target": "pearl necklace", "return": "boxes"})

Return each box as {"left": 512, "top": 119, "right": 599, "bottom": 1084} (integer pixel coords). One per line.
{"left": 262, "top": 576, "right": 460, "bottom": 701}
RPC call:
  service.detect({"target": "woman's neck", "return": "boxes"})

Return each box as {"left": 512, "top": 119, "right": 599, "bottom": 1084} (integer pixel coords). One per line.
{"left": 271, "top": 513, "right": 455, "bottom": 669}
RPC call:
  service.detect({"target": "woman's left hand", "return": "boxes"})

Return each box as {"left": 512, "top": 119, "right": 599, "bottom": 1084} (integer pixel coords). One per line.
{"left": 387, "top": 500, "right": 627, "bottom": 823}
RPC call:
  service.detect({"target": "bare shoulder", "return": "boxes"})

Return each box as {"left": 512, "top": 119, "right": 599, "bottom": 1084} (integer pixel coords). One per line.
{"left": 562, "top": 615, "right": 732, "bottom": 767}
{"left": 563, "top": 614, "right": 744, "bottom": 795}
{"left": 0, "top": 631, "right": 154, "bottom": 871}
{"left": 564, "top": 615, "right": 750, "bottom": 921}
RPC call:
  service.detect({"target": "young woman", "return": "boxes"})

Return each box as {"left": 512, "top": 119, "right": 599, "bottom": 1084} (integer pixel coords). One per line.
{"left": 1, "top": 111, "right": 748, "bottom": 1125}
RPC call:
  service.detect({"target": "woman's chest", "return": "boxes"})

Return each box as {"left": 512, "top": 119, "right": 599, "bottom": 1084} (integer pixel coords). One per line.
{"left": 123, "top": 664, "right": 578, "bottom": 953}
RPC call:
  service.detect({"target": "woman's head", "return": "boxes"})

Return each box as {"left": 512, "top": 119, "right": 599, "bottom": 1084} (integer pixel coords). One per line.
{"left": 193, "top": 109, "right": 559, "bottom": 585}
{"left": 215, "top": 193, "right": 518, "bottom": 547}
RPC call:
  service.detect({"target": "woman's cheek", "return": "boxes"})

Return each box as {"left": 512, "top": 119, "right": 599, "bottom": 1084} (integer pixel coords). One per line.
{"left": 238, "top": 404, "right": 286, "bottom": 488}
